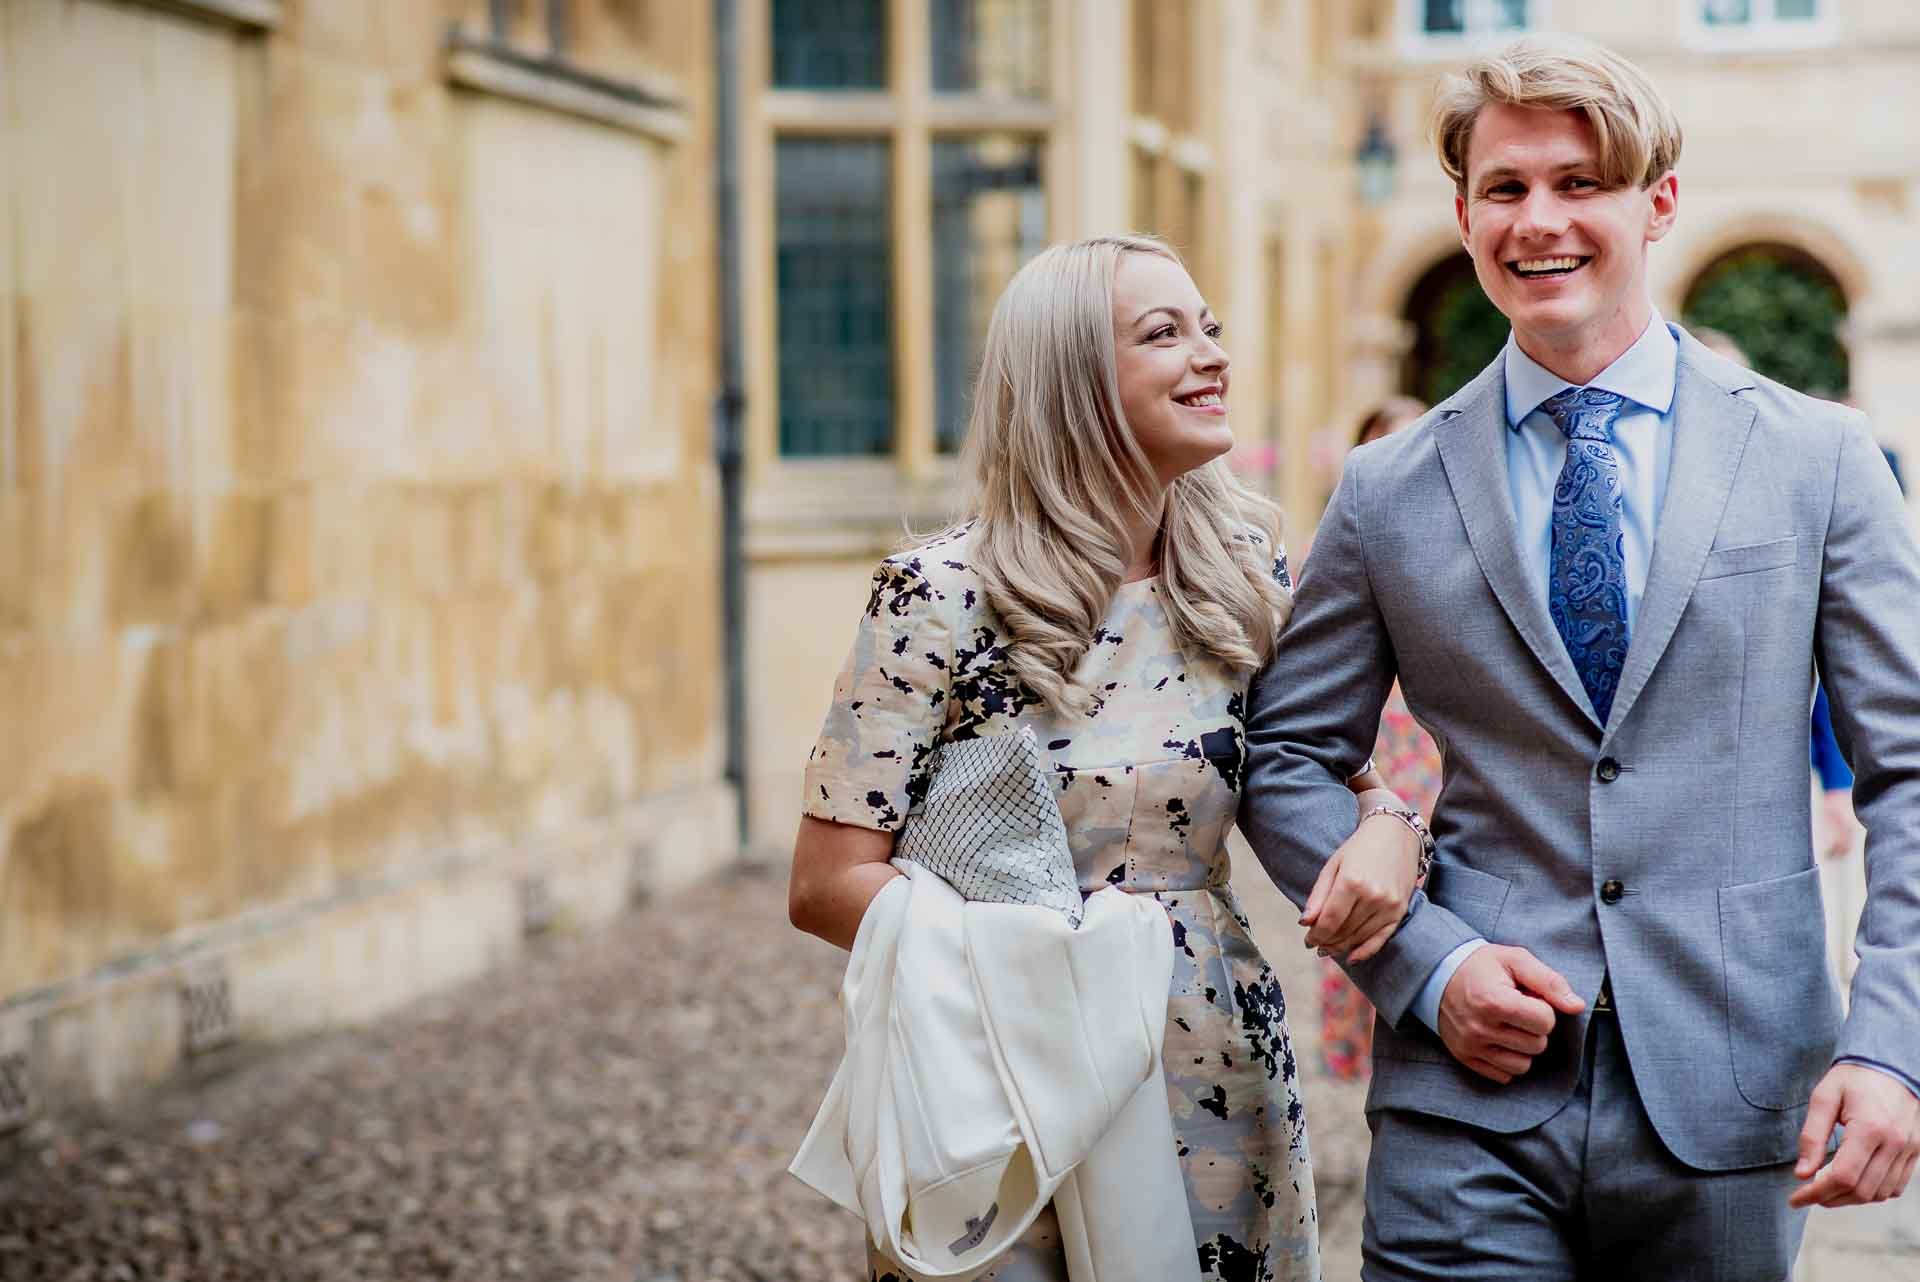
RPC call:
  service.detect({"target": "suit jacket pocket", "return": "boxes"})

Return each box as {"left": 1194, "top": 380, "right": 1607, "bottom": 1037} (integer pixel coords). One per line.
{"left": 1700, "top": 535, "right": 1797, "bottom": 581}
{"left": 1423, "top": 862, "right": 1513, "bottom": 941}
{"left": 1718, "top": 865, "right": 1841, "bottom": 1111}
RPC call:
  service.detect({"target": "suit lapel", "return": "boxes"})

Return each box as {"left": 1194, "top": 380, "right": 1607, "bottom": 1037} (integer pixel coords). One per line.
{"left": 1603, "top": 350, "right": 1757, "bottom": 739}
{"left": 1433, "top": 360, "right": 1602, "bottom": 728}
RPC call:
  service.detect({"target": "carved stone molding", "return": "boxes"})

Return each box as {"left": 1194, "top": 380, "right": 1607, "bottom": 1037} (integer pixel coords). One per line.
{"left": 125, "top": 0, "right": 280, "bottom": 30}
{"left": 444, "top": 30, "right": 688, "bottom": 144}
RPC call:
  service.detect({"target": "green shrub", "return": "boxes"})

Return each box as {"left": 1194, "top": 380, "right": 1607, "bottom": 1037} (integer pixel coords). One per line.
{"left": 1683, "top": 249, "right": 1850, "bottom": 398}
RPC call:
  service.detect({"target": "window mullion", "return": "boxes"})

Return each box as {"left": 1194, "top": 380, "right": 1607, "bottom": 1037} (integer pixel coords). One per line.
{"left": 892, "top": 0, "right": 937, "bottom": 477}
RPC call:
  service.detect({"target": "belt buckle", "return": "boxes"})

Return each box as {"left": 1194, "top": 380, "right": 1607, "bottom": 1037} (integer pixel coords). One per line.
{"left": 1593, "top": 974, "right": 1615, "bottom": 1013}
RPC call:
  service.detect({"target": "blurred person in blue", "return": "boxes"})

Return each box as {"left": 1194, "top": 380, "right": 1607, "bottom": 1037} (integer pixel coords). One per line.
{"left": 1695, "top": 328, "right": 1911, "bottom": 1001}
{"left": 1238, "top": 35, "right": 1920, "bottom": 1280}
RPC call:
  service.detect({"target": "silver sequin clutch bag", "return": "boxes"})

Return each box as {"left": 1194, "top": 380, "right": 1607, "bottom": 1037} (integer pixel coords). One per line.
{"left": 894, "top": 726, "right": 1084, "bottom": 928}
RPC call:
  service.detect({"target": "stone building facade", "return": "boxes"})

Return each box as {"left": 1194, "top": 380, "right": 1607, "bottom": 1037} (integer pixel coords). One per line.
{"left": 0, "top": 0, "right": 731, "bottom": 1120}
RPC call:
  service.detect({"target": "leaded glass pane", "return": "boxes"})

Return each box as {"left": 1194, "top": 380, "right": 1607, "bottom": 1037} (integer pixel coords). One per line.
{"left": 1774, "top": 0, "right": 1817, "bottom": 19}
{"left": 1701, "top": 0, "right": 1753, "bottom": 24}
{"left": 1423, "top": 0, "right": 1464, "bottom": 34}
{"left": 932, "top": 0, "right": 1049, "bottom": 97}
{"left": 777, "top": 139, "right": 894, "bottom": 456}
{"left": 1487, "top": 0, "right": 1528, "bottom": 30}
{"left": 932, "top": 137, "right": 1047, "bottom": 452}
{"left": 1425, "top": 0, "right": 1528, "bottom": 32}
{"left": 771, "top": 0, "right": 886, "bottom": 89}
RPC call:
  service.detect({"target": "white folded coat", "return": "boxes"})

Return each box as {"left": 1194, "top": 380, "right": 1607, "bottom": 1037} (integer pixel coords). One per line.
{"left": 790, "top": 859, "right": 1202, "bottom": 1281}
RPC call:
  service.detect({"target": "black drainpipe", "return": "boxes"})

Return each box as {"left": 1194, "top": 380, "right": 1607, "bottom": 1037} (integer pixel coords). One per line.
{"left": 713, "top": 0, "right": 750, "bottom": 857}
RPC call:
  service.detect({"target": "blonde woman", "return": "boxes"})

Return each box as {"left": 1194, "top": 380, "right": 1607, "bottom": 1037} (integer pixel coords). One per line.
{"left": 789, "top": 236, "right": 1429, "bottom": 1281}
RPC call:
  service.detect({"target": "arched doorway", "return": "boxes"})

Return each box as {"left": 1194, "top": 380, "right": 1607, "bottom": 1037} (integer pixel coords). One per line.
{"left": 1401, "top": 252, "right": 1508, "bottom": 406}
{"left": 1681, "top": 244, "right": 1851, "bottom": 399}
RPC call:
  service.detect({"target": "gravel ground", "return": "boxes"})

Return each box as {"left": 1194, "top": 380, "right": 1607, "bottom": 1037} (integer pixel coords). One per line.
{"left": 0, "top": 867, "right": 868, "bottom": 1282}
{"left": 0, "top": 854, "right": 1369, "bottom": 1282}
{"left": 2, "top": 852, "right": 1904, "bottom": 1282}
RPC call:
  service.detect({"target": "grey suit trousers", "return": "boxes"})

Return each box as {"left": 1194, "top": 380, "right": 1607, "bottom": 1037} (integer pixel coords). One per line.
{"left": 1362, "top": 1013, "right": 1809, "bottom": 1282}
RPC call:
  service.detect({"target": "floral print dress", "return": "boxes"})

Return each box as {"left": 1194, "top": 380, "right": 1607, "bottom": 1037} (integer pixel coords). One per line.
{"left": 804, "top": 529, "right": 1319, "bottom": 1282}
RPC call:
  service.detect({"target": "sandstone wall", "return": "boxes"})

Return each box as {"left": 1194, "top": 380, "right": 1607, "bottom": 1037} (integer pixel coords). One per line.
{"left": 0, "top": 0, "right": 730, "bottom": 1115}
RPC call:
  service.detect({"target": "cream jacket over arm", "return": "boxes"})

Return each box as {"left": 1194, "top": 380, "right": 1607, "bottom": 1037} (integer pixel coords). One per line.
{"left": 791, "top": 860, "right": 1201, "bottom": 1281}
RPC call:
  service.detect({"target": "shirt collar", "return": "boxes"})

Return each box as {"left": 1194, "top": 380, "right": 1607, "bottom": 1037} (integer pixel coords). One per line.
{"left": 1503, "top": 311, "right": 1678, "bottom": 431}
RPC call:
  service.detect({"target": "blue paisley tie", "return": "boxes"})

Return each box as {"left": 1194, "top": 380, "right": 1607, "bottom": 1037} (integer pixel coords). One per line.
{"left": 1543, "top": 387, "right": 1631, "bottom": 724}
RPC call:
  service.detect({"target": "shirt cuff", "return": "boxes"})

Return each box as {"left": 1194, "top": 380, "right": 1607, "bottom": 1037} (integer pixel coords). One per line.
{"left": 1835, "top": 1056, "right": 1920, "bottom": 1102}
{"left": 1411, "top": 938, "right": 1488, "bottom": 1033}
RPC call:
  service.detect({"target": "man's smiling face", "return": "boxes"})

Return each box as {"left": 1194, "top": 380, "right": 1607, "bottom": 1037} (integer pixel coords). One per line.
{"left": 1455, "top": 102, "right": 1677, "bottom": 374}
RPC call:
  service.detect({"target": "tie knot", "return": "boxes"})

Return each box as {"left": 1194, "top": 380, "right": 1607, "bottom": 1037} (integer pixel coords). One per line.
{"left": 1542, "top": 387, "right": 1626, "bottom": 442}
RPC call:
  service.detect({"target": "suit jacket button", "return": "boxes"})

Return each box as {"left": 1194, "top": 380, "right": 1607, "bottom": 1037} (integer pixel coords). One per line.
{"left": 1600, "top": 879, "right": 1625, "bottom": 905}
{"left": 1597, "top": 756, "right": 1621, "bottom": 782}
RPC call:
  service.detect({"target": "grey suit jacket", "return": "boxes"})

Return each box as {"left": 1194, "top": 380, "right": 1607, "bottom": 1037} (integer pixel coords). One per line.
{"left": 1240, "top": 329, "right": 1920, "bottom": 1171}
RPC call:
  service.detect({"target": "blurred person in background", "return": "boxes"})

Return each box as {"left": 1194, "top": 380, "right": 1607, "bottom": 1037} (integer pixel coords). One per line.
{"left": 1319, "top": 396, "right": 1443, "bottom": 1082}
{"left": 1811, "top": 451, "right": 1906, "bottom": 1001}
{"left": 789, "top": 235, "right": 1433, "bottom": 1281}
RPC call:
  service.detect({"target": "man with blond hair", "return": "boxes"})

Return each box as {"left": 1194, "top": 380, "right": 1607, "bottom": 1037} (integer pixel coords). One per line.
{"left": 1240, "top": 35, "right": 1920, "bottom": 1278}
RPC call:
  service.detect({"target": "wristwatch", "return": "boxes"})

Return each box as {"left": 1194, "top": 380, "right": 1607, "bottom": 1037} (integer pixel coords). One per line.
{"left": 1362, "top": 805, "right": 1435, "bottom": 884}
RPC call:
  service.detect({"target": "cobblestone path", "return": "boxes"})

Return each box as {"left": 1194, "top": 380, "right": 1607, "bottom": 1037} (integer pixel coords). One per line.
{"left": 1, "top": 853, "right": 1911, "bottom": 1281}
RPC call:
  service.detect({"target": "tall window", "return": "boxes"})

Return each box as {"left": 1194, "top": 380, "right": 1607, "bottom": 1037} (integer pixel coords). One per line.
{"left": 932, "top": 0, "right": 1048, "bottom": 96}
{"left": 1699, "top": 0, "right": 1820, "bottom": 29}
{"left": 763, "top": 0, "right": 1054, "bottom": 461}
{"left": 777, "top": 141, "right": 895, "bottom": 455}
{"left": 772, "top": 0, "right": 887, "bottom": 87}
{"left": 1690, "top": 0, "right": 1828, "bottom": 45}
{"left": 1412, "top": 0, "right": 1528, "bottom": 39}
{"left": 931, "top": 137, "right": 1046, "bottom": 449}
{"left": 1129, "top": 0, "right": 1211, "bottom": 285}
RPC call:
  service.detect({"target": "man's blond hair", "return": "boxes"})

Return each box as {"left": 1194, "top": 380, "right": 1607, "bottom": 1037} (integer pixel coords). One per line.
{"left": 1433, "top": 35, "right": 1682, "bottom": 195}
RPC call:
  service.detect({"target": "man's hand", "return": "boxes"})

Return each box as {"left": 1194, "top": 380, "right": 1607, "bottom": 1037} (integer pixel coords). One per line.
{"left": 1301, "top": 811, "right": 1421, "bottom": 963}
{"left": 1816, "top": 789, "right": 1864, "bottom": 861}
{"left": 1791, "top": 1064, "right": 1920, "bottom": 1208}
{"left": 1437, "top": 945, "right": 1585, "bottom": 1083}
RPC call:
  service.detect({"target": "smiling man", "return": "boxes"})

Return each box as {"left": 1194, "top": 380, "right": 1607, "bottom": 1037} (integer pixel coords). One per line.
{"left": 1237, "top": 35, "right": 1920, "bottom": 1280}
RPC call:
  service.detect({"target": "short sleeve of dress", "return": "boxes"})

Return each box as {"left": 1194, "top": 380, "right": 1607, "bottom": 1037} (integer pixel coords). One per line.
{"left": 802, "top": 557, "right": 954, "bottom": 831}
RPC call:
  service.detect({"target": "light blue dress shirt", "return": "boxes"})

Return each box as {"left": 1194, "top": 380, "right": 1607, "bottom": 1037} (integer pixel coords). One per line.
{"left": 1409, "top": 314, "right": 1678, "bottom": 1034}
{"left": 1402, "top": 317, "right": 1920, "bottom": 1103}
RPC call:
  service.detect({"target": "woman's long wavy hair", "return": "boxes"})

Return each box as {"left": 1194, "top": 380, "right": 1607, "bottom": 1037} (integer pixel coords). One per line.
{"left": 951, "top": 234, "right": 1291, "bottom": 716}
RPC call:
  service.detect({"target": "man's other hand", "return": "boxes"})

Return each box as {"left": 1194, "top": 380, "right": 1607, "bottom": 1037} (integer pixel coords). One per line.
{"left": 1437, "top": 944, "right": 1585, "bottom": 1084}
{"left": 1791, "top": 1064, "right": 1920, "bottom": 1208}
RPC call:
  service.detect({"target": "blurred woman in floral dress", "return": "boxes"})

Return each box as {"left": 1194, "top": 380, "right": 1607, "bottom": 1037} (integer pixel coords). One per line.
{"left": 1317, "top": 398, "right": 1443, "bottom": 1081}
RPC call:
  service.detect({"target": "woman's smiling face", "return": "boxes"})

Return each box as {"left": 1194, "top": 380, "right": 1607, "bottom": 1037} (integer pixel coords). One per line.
{"left": 1111, "top": 251, "right": 1234, "bottom": 487}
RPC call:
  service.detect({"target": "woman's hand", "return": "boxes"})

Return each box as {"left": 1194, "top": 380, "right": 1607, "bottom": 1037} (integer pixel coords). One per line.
{"left": 1299, "top": 789, "right": 1423, "bottom": 963}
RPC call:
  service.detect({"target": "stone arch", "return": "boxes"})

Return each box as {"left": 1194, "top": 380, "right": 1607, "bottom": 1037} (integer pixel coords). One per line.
{"left": 1399, "top": 249, "right": 1508, "bottom": 405}
{"left": 1670, "top": 212, "right": 1870, "bottom": 311}
{"left": 1358, "top": 219, "right": 1469, "bottom": 323}
{"left": 1680, "top": 234, "right": 1854, "bottom": 399}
